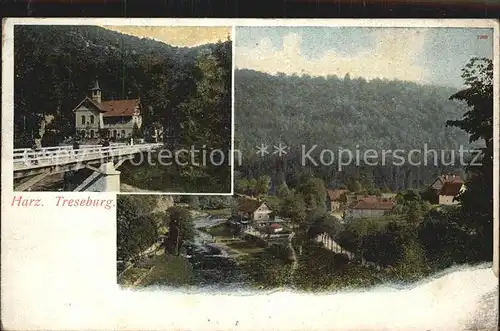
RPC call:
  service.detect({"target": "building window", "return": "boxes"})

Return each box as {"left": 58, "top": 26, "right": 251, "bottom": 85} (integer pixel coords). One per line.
{"left": 90, "top": 130, "right": 94, "bottom": 138}
{"left": 90, "top": 115, "right": 95, "bottom": 124}
{"left": 121, "top": 130, "right": 125, "bottom": 137}
{"left": 81, "top": 115, "right": 85, "bottom": 125}
{"left": 113, "top": 130, "right": 117, "bottom": 138}
{"left": 81, "top": 130, "right": 86, "bottom": 138}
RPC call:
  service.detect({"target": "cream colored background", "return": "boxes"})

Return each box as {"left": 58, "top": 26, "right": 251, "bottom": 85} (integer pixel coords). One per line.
{"left": 1, "top": 18, "right": 499, "bottom": 330}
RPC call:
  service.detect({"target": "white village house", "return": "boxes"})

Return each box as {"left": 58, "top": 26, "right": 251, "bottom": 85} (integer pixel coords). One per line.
{"left": 430, "top": 174, "right": 465, "bottom": 205}
{"left": 236, "top": 198, "right": 273, "bottom": 223}
{"left": 438, "top": 181, "right": 465, "bottom": 205}
{"left": 73, "top": 81, "right": 143, "bottom": 140}
{"left": 327, "top": 189, "right": 348, "bottom": 212}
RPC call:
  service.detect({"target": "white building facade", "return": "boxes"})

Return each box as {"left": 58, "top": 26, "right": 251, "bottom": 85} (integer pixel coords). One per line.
{"left": 73, "top": 81, "right": 142, "bottom": 140}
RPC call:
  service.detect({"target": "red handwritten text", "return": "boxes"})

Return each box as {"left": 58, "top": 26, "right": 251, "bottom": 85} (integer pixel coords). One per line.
{"left": 11, "top": 195, "right": 42, "bottom": 207}
{"left": 55, "top": 196, "right": 114, "bottom": 210}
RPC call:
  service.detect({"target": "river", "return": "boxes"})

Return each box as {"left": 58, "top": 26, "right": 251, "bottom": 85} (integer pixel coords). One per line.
{"left": 187, "top": 216, "right": 249, "bottom": 289}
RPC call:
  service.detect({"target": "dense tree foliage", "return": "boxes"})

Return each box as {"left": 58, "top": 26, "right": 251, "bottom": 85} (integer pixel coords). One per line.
{"left": 445, "top": 58, "right": 493, "bottom": 261}
{"left": 235, "top": 69, "right": 470, "bottom": 152}
{"left": 164, "top": 206, "right": 195, "bottom": 255}
{"left": 179, "top": 195, "right": 232, "bottom": 210}
{"left": 117, "top": 195, "right": 162, "bottom": 262}
{"left": 234, "top": 69, "right": 472, "bottom": 191}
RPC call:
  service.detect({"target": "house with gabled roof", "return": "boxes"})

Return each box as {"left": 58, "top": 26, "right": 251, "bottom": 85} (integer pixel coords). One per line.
{"left": 438, "top": 181, "right": 465, "bottom": 205}
{"left": 236, "top": 197, "right": 273, "bottom": 222}
{"left": 344, "top": 198, "right": 396, "bottom": 219}
{"left": 428, "top": 174, "right": 465, "bottom": 205}
{"left": 73, "top": 80, "right": 143, "bottom": 140}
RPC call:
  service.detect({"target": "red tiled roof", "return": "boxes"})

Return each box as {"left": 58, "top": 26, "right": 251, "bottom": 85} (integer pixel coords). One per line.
{"left": 327, "top": 189, "right": 348, "bottom": 201}
{"left": 352, "top": 199, "right": 395, "bottom": 210}
{"left": 440, "top": 182, "right": 463, "bottom": 197}
{"left": 101, "top": 99, "right": 140, "bottom": 117}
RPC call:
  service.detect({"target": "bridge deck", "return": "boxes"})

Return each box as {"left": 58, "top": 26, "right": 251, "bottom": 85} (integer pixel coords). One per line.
{"left": 13, "top": 143, "right": 163, "bottom": 174}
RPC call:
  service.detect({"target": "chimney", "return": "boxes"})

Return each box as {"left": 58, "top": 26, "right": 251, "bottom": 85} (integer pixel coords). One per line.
{"left": 91, "top": 80, "right": 102, "bottom": 104}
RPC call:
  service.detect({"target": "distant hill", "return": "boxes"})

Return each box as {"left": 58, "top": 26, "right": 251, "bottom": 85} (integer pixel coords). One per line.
{"left": 14, "top": 25, "right": 231, "bottom": 148}
{"left": 234, "top": 69, "right": 470, "bottom": 155}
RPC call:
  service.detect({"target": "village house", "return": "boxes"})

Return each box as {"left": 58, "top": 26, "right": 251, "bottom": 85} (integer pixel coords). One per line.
{"left": 73, "top": 81, "right": 146, "bottom": 140}
{"left": 429, "top": 174, "right": 465, "bottom": 205}
{"left": 236, "top": 198, "right": 273, "bottom": 224}
{"left": 438, "top": 181, "right": 465, "bottom": 205}
{"left": 231, "top": 197, "right": 293, "bottom": 242}
{"left": 327, "top": 189, "right": 348, "bottom": 212}
{"left": 344, "top": 197, "right": 396, "bottom": 219}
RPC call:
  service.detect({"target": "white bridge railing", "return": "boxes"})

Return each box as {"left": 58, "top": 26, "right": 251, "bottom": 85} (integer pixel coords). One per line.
{"left": 13, "top": 143, "right": 126, "bottom": 156}
{"left": 13, "top": 143, "right": 163, "bottom": 171}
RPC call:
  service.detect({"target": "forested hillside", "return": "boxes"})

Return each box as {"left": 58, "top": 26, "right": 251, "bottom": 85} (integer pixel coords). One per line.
{"left": 234, "top": 69, "right": 472, "bottom": 191}
{"left": 14, "top": 25, "right": 231, "bottom": 150}
{"left": 235, "top": 69, "right": 469, "bottom": 153}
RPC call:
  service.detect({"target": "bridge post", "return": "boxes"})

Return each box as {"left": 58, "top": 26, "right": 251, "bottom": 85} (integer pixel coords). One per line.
{"left": 78, "top": 161, "right": 121, "bottom": 192}
{"left": 98, "top": 161, "right": 121, "bottom": 192}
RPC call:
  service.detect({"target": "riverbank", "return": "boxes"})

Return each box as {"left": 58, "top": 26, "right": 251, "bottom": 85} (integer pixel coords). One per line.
{"left": 202, "top": 223, "right": 296, "bottom": 289}
{"left": 119, "top": 251, "right": 195, "bottom": 287}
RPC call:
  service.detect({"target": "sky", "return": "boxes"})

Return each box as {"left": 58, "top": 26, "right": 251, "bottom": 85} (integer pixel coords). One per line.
{"left": 235, "top": 27, "right": 494, "bottom": 88}
{"left": 102, "top": 26, "right": 231, "bottom": 47}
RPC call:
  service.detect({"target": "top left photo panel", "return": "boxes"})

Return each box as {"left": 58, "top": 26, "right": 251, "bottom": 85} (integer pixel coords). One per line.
{"left": 8, "top": 22, "right": 233, "bottom": 194}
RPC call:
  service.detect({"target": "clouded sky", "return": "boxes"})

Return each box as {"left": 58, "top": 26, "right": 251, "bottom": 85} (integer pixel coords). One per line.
{"left": 235, "top": 27, "right": 493, "bottom": 88}
{"left": 103, "top": 26, "right": 231, "bottom": 47}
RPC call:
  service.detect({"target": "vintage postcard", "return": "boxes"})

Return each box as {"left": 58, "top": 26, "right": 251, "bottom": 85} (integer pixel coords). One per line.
{"left": 2, "top": 18, "right": 499, "bottom": 331}
{"left": 9, "top": 22, "right": 233, "bottom": 193}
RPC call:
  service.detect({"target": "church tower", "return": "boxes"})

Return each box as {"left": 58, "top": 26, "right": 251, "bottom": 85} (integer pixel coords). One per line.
{"left": 91, "top": 80, "right": 102, "bottom": 104}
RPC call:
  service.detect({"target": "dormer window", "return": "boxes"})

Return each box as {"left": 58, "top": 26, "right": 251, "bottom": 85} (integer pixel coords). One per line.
{"left": 81, "top": 115, "right": 86, "bottom": 125}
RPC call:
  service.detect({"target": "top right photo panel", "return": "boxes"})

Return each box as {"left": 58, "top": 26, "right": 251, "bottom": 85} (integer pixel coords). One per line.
{"left": 232, "top": 25, "right": 495, "bottom": 286}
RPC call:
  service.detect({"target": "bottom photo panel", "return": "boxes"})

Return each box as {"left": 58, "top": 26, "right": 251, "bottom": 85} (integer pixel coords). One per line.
{"left": 116, "top": 194, "right": 496, "bottom": 301}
